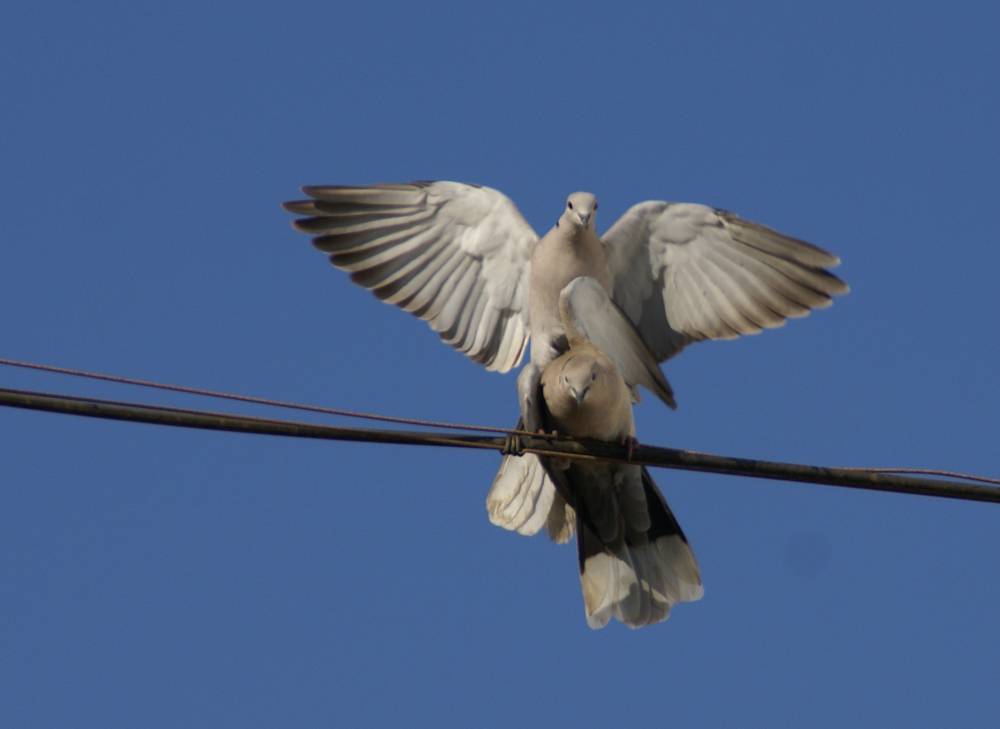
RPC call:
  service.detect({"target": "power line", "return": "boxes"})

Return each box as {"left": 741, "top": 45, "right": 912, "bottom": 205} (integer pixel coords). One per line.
{"left": 5, "top": 357, "right": 996, "bottom": 487}
{"left": 0, "top": 357, "right": 510, "bottom": 434}
{"left": 3, "top": 385, "right": 999, "bottom": 505}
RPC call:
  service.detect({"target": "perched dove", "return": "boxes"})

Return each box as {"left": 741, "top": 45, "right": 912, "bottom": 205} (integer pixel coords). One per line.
{"left": 283, "top": 181, "right": 848, "bottom": 537}
{"left": 509, "top": 278, "right": 702, "bottom": 628}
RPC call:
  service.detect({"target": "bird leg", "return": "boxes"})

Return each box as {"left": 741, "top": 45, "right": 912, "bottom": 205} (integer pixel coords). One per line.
{"left": 542, "top": 428, "right": 572, "bottom": 470}
{"left": 618, "top": 434, "right": 639, "bottom": 461}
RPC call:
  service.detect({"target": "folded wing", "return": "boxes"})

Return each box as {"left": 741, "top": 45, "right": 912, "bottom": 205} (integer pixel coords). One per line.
{"left": 486, "top": 365, "right": 574, "bottom": 543}
{"left": 559, "top": 277, "right": 676, "bottom": 409}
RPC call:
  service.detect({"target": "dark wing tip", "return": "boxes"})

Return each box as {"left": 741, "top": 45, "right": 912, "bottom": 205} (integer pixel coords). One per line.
{"left": 719, "top": 209, "right": 844, "bottom": 269}
{"left": 282, "top": 199, "right": 317, "bottom": 215}
{"left": 827, "top": 273, "right": 850, "bottom": 295}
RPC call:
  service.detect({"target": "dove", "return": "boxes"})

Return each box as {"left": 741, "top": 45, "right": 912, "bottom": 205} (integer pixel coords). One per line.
{"left": 510, "top": 279, "right": 702, "bottom": 628}
{"left": 283, "top": 181, "right": 847, "bottom": 539}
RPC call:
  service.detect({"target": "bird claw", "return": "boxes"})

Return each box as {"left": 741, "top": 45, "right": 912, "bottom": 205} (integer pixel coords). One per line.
{"left": 619, "top": 435, "right": 639, "bottom": 461}
{"left": 502, "top": 432, "right": 525, "bottom": 457}
{"left": 539, "top": 429, "right": 570, "bottom": 469}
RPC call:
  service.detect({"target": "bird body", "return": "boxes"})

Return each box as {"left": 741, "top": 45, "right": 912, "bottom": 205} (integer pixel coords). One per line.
{"left": 519, "top": 294, "right": 702, "bottom": 628}
{"left": 527, "top": 192, "right": 613, "bottom": 367}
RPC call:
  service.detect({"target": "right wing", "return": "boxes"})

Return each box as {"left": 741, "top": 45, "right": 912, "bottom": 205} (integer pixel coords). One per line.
{"left": 284, "top": 181, "right": 536, "bottom": 372}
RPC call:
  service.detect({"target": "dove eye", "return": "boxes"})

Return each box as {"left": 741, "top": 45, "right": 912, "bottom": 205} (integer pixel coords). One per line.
{"left": 567, "top": 201, "right": 574, "bottom": 209}
{"left": 594, "top": 203, "right": 598, "bottom": 210}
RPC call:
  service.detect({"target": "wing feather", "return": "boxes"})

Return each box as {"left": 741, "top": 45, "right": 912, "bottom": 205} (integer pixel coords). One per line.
{"left": 558, "top": 277, "right": 676, "bottom": 408}
{"left": 284, "top": 181, "right": 536, "bottom": 372}
{"left": 604, "top": 201, "right": 848, "bottom": 361}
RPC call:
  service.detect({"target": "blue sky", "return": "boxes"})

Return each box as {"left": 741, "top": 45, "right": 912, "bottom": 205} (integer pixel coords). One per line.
{"left": 2, "top": 1, "right": 998, "bottom": 726}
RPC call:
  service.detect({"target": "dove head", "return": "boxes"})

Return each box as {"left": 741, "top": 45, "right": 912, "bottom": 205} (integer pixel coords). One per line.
{"left": 562, "top": 192, "right": 598, "bottom": 231}
{"left": 556, "top": 349, "right": 612, "bottom": 411}
{"left": 543, "top": 342, "right": 635, "bottom": 440}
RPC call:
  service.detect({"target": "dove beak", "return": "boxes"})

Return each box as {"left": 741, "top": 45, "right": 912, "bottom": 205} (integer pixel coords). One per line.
{"left": 570, "top": 386, "right": 589, "bottom": 407}
{"left": 577, "top": 212, "right": 591, "bottom": 228}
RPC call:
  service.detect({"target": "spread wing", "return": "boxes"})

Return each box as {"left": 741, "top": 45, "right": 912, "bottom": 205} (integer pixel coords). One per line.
{"left": 283, "top": 181, "right": 537, "bottom": 372}
{"left": 603, "top": 202, "right": 849, "bottom": 362}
